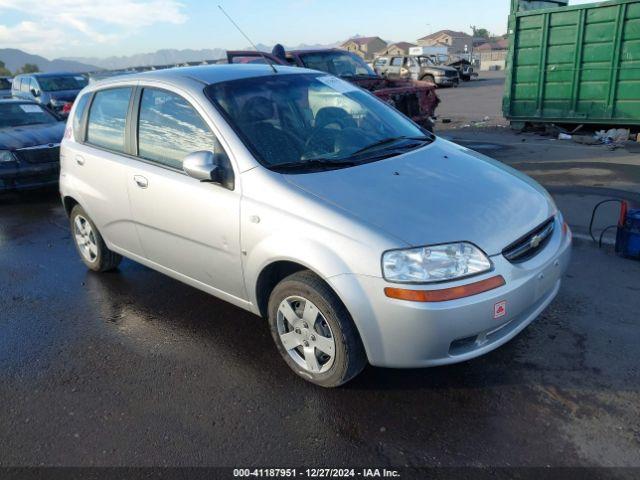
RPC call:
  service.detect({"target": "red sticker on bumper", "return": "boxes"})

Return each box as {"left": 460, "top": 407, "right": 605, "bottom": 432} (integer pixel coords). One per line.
{"left": 494, "top": 301, "right": 507, "bottom": 319}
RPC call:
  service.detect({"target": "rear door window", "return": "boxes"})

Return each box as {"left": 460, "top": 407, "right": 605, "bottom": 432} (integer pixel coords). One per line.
{"left": 86, "top": 87, "right": 132, "bottom": 153}
{"left": 391, "top": 57, "right": 404, "bottom": 67}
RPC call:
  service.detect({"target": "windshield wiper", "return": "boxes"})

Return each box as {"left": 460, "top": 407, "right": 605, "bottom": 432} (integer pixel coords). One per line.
{"left": 350, "top": 136, "right": 431, "bottom": 156}
{"left": 271, "top": 158, "right": 359, "bottom": 172}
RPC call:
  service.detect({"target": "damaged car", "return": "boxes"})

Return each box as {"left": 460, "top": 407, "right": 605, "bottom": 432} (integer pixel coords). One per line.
{"left": 227, "top": 47, "right": 440, "bottom": 130}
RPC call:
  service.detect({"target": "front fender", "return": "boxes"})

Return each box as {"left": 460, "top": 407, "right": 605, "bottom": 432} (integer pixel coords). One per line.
{"left": 243, "top": 234, "right": 353, "bottom": 312}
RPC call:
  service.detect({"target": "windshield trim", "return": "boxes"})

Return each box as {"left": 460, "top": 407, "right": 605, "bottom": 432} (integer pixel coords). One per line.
{"left": 203, "top": 73, "right": 433, "bottom": 174}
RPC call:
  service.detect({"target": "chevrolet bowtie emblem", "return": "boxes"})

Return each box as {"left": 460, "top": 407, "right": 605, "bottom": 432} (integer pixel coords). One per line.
{"left": 530, "top": 234, "right": 543, "bottom": 248}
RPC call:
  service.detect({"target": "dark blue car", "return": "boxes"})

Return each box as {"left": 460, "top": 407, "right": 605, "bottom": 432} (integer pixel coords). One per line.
{"left": 0, "top": 99, "right": 65, "bottom": 191}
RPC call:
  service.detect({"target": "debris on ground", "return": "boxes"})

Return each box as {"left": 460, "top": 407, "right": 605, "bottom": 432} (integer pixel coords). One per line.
{"left": 557, "top": 128, "right": 634, "bottom": 146}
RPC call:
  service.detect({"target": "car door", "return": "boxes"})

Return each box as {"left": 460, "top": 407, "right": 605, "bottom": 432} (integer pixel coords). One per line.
{"left": 386, "top": 57, "right": 404, "bottom": 79}
{"left": 74, "top": 86, "right": 144, "bottom": 256}
{"left": 373, "top": 57, "right": 389, "bottom": 76}
{"left": 126, "top": 86, "right": 245, "bottom": 300}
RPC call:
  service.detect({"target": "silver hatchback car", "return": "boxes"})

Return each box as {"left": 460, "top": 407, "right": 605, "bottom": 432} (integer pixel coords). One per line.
{"left": 60, "top": 65, "right": 572, "bottom": 387}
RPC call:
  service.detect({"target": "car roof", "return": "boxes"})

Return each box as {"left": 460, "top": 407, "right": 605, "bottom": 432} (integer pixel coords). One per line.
{"left": 15, "top": 72, "right": 81, "bottom": 78}
{"left": 94, "top": 64, "right": 308, "bottom": 88}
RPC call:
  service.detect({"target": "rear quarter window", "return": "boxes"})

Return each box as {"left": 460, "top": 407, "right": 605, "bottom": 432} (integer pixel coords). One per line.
{"left": 72, "top": 93, "right": 91, "bottom": 142}
{"left": 86, "top": 87, "right": 132, "bottom": 153}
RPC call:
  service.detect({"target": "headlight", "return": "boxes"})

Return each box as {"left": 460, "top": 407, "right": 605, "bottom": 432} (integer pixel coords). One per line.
{"left": 382, "top": 242, "right": 492, "bottom": 283}
{"left": 0, "top": 150, "right": 16, "bottom": 163}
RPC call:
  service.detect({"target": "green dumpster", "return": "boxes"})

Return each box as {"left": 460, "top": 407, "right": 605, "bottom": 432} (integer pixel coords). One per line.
{"left": 503, "top": 0, "right": 640, "bottom": 126}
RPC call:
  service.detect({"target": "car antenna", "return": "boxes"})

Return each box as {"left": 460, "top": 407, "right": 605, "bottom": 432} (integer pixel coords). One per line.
{"left": 218, "top": 5, "right": 278, "bottom": 74}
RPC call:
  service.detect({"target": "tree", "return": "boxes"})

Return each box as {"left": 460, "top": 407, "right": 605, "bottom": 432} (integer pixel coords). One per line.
{"left": 470, "top": 26, "right": 491, "bottom": 39}
{"left": 0, "top": 60, "right": 11, "bottom": 76}
{"left": 17, "top": 63, "right": 40, "bottom": 74}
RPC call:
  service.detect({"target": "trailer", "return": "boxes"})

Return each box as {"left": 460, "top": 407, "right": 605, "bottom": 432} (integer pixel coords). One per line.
{"left": 503, "top": 0, "right": 640, "bottom": 127}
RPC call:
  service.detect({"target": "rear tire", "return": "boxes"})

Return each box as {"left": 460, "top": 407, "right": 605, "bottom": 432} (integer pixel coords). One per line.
{"left": 267, "top": 270, "right": 367, "bottom": 387}
{"left": 69, "top": 205, "right": 122, "bottom": 272}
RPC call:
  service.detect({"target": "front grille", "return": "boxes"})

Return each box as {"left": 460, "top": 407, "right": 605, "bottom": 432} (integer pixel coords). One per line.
{"left": 503, "top": 217, "right": 555, "bottom": 263}
{"left": 445, "top": 70, "right": 459, "bottom": 78}
{"left": 15, "top": 144, "right": 60, "bottom": 164}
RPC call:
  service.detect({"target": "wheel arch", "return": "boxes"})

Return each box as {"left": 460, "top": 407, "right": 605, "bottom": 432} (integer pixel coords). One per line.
{"left": 62, "top": 195, "right": 80, "bottom": 217}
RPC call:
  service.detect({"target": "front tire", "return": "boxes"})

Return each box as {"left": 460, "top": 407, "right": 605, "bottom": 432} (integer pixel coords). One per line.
{"left": 267, "top": 271, "right": 367, "bottom": 387}
{"left": 70, "top": 205, "right": 122, "bottom": 272}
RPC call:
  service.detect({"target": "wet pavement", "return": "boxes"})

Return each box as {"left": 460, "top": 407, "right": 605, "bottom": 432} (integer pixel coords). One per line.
{"left": 1, "top": 74, "right": 640, "bottom": 468}
{"left": 1, "top": 184, "right": 639, "bottom": 469}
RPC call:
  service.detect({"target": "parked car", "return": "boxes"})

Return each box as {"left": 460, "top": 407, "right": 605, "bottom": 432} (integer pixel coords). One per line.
{"left": 227, "top": 48, "right": 440, "bottom": 130}
{"left": 0, "top": 99, "right": 65, "bottom": 191}
{"left": 60, "top": 65, "right": 572, "bottom": 387}
{"left": 447, "top": 58, "right": 478, "bottom": 81}
{"left": 373, "top": 55, "right": 460, "bottom": 87}
{"left": 0, "top": 77, "right": 12, "bottom": 98}
{"left": 11, "top": 73, "right": 88, "bottom": 118}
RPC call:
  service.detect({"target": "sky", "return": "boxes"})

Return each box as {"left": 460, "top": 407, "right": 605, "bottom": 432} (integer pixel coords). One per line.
{"left": 0, "top": 0, "right": 598, "bottom": 59}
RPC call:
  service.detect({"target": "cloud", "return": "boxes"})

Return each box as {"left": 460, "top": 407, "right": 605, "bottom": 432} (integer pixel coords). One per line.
{"left": 0, "top": 0, "right": 187, "bottom": 55}
{"left": 0, "top": 21, "right": 69, "bottom": 54}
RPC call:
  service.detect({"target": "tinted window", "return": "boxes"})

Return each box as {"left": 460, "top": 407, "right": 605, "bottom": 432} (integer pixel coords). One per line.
{"left": 138, "top": 88, "right": 217, "bottom": 169}
{"left": 87, "top": 88, "right": 132, "bottom": 153}
{"left": 72, "top": 93, "right": 91, "bottom": 142}
{"left": 207, "top": 73, "right": 427, "bottom": 170}
{"left": 298, "top": 51, "right": 376, "bottom": 77}
{"left": 38, "top": 75, "right": 87, "bottom": 92}
{"left": 391, "top": 57, "right": 403, "bottom": 66}
{"left": 0, "top": 103, "right": 59, "bottom": 128}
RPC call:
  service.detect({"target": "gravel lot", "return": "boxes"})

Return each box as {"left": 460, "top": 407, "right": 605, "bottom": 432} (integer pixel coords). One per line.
{"left": 1, "top": 73, "right": 639, "bottom": 473}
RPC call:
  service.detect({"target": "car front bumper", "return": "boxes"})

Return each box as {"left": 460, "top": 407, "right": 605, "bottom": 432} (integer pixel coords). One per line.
{"left": 328, "top": 218, "right": 572, "bottom": 368}
{"left": 0, "top": 161, "right": 59, "bottom": 191}
{"left": 435, "top": 76, "right": 459, "bottom": 86}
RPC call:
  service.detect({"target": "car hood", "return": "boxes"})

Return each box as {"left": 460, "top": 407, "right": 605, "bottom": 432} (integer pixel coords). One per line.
{"left": 0, "top": 122, "right": 65, "bottom": 150}
{"left": 430, "top": 66, "right": 458, "bottom": 73}
{"left": 284, "top": 138, "right": 556, "bottom": 256}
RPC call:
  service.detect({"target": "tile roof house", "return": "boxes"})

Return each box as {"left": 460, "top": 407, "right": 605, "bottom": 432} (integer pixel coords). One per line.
{"left": 475, "top": 38, "right": 510, "bottom": 51}
{"left": 341, "top": 36, "right": 388, "bottom": 60}
{"left": 376, "top": 42, "right": 417, "bottom": 57}
{"left": 417, "top": 30, "right": 483, "bottom": 54}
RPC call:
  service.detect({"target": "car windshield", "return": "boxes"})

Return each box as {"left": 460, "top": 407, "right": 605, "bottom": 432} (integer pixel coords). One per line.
{"left": 298, "top": 51, "right": 377, "bottom": 78}
{"left": 37, "top": 75, "right": 88, "bottom": 92}
{"left": 206, "top": 73, "right": 432, "bottom": 172}
{"left": 0, "top": 103, "right": 59, "bottom": 128}
{"left": 417, "top": 56, "right": 435, "bottom": 67}
{"left": 0, "top": 78, "right": 11, "bottom": 89}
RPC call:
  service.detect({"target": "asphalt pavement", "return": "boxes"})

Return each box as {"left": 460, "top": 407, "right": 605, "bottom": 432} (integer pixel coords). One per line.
{"left": 1, "top": 73, "right": 639, "bottom": 472}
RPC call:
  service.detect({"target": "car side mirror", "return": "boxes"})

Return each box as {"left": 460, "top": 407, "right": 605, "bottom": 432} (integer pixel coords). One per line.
{"left": 30, "top": 88, "right": 40, "bottom": 97}
{"left": 183, "top": 151, "right": 234, "bottom": 190}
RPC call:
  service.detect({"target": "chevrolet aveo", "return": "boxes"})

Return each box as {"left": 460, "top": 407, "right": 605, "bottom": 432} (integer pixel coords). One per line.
{"left": 60, "top": 65, "right": 572, "bottom": 387}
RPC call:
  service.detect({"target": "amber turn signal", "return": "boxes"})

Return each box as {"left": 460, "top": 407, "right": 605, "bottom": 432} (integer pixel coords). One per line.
{"left": 384, "top": 275, "right": 506, "bottom": 303}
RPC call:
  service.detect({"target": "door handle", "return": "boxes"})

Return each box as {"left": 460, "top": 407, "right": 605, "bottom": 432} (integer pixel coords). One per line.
{"left": 75, "top": 155, "right": 85, "bottom": 166}
{"left": 134, "top": 175, "right": 148, "bottom": 189}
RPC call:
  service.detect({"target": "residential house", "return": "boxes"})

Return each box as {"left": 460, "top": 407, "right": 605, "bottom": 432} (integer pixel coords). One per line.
{"left": 341, "top": 36, "right": 388, "bottom": 61}
{"left": 475, "top": 38, "right": 510, "bottom": 71}
{"left": 417, "top": 30, "right": 482, "bottom": 55}
{"left": 376, "top": 42, "right": 417, "bottom": 57}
